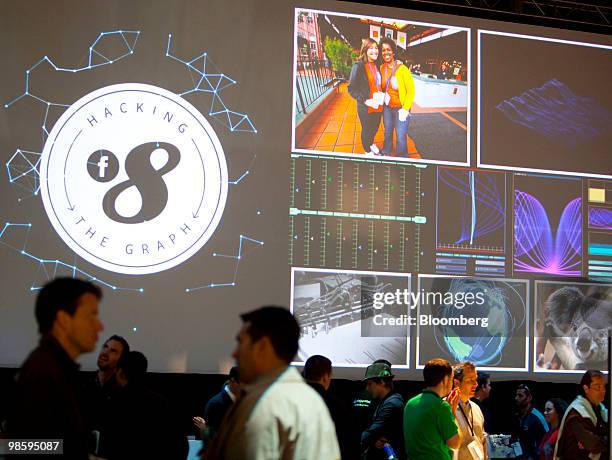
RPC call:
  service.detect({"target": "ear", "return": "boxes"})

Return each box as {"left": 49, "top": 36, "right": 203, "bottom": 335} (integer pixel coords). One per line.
{"left": 254, "top": 336, "right": 272, "bottom": 356}
{"left": 55, "top": 309, "right": 72, "bottom": 331}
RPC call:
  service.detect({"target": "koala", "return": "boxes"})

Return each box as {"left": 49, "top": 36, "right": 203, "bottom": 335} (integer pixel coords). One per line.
{"left": 540, "top": 286, "right": 612, "bottom": 370}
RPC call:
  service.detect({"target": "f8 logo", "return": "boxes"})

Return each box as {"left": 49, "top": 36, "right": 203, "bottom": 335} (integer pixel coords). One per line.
{"left": 40, "top": 83, "right": 228, "bottom": 275}
{"left": 88, "top": 142, "right": 181, "bottom": 224}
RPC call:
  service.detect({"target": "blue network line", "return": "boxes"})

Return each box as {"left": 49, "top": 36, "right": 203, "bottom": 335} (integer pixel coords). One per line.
{"left": 6, "top": 149, "right": 42, "bottom": 198}
{"left": 4, "top": 30, "right": 140, "bottom": 198}
{"left": 166, "top": 34, "right": 257, "bottom": 134}
{"left": 229, "top": 152, "right": 256, "bottom": 185}
{"left": 0, "top": 222, "right": 144, "bottom": 293}
{"left": 185, "top": 235, "right": 264, "bottom": 292}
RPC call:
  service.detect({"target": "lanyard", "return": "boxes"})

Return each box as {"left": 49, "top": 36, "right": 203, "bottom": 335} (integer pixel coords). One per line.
{"left": 368, "top": 62, "right": 381, "bottom": 89}
{"left": 459, "top": 401, "right": 475, "bottom": 437}
{"left": 383, "top": 62, "right": 398, "bottom": 92}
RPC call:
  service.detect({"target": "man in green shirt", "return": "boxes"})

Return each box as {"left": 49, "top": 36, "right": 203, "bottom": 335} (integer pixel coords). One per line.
{"left": 404, "top": 358, "right": 462, "bottom": 459}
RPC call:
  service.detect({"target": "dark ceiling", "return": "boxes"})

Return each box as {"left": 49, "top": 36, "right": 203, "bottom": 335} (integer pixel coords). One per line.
{"left": 347, "top": 0, "right": 611, "bottom": 35}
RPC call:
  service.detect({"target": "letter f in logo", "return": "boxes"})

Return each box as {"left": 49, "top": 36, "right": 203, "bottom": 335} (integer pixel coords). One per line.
{"left": 97, "top": 155, "right": 109, "bottom": 178}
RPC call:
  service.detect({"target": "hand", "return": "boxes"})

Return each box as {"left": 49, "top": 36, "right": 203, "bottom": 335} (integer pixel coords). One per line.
{"left": 364, "top": 99, "right": 379, "bottom": 109}
{"left": 374, "top": 437, "right": 389, "bottom": 449}
{"left": 398, "top": 108, "right": 409, "bottom": 122}
{"left": 372, "top": 91, "right": 385, "bottom": 105}
{"left": 446, "top": 387, "right": 461, "bottom": 414}
{"left": 193, "top": 416, "right": 206, "bottom": 430}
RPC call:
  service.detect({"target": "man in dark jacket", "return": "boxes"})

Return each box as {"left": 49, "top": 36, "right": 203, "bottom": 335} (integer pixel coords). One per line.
{"left": 6, "top": 278, "right": 104, "bottom": 460}
{"left": 304, "top": 355, "right": 355, "bottom": 459}
{"left": 361, "top": 362, "right": 405, "bottom": 459}
{"left": 555, "top": 370, "right": 609, "bottom": 460}
{"left": 104, "top": 351, "right": 188, "bottom": 460}
{"left": 203, "top": 366, "right": 241, "bottom": 439}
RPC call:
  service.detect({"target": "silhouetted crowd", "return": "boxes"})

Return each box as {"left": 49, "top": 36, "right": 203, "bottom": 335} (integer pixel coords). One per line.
{"left": 0, "top": 278, "right": 609, "bottom": 460}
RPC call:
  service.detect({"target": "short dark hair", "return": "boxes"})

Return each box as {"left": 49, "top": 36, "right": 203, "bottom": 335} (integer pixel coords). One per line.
{"left": 580, "top": 370, "right": 605, "bottom": 396}
{"left": 423, "top": 358, "right": 452, "bottom": 387}
{"left": 105, "top": 335, "right": 130, "bottom": 359}
{"left": 304, "top": 355, "right": 332, "bottom": 381}
{"left": 380, "top": 37, "right": 397, "bottom": 55}
{"left": 229, "top": 366, "right": 240, "bottom": 383}
{"left": 453, "top": 362, "right": 476, "bottom": 382}
{"left": 35, "top": 278, "right": 102, "bottom": 334}
{"left": 240, "top": 306, "right": 300, "bottom": 364}
{"left": 476, "top": 371, "right": 491, "bottom": 391}
{"left": 117, "top": 351, "right": 148, "bottom": 384}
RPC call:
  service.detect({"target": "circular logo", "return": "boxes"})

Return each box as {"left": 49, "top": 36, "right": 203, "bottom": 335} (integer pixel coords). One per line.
{"left": 40, "top": 83, "right": 228, "bottom": 275}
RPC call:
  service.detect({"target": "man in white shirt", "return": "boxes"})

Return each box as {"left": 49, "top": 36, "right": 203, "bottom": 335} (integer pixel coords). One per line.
{"left": 453, "top": 362, "right": 487, "bottom": 460}
{"left": 203, "top": 306, "right": 340, "bottom": 460}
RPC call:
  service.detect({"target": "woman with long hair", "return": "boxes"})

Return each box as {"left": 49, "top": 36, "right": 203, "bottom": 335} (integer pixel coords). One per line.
{"left": 538, "top": 398, "right": 568, "bottom": 460}
{"left": 348, "top": 38, "right": 384, "bottom": 155}
{"left": 379, "top": 37, "right": 415, "bottom": 157}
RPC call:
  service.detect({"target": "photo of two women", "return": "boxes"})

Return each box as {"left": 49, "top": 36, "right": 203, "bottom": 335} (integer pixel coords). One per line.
{"left": 294, "top": 10, "right": 469, "bottom": 164}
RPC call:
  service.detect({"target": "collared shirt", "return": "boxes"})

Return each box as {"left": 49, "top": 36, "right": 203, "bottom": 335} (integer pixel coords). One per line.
{"left": 205, "top": 366, "right": 340, "bottom": 460}
{"left": 455, "top": 399, "right": 487, "bottom": 460}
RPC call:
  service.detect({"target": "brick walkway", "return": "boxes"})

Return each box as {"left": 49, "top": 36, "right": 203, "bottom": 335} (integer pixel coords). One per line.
{"left": 297, "top": 83, "right": 422, "bottom": 158}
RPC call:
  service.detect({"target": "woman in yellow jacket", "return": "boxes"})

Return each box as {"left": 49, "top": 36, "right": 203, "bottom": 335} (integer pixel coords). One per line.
{"left": 379, "top": 37, "right": 415, "bottom": 157}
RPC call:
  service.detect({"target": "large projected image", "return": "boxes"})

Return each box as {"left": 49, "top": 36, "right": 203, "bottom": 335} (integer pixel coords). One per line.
{"left": 417, "top": 275, "right": 528, "bottom": 371}
{"left": 479, "top": 30, "right": 612, "bottom": 178}
{"left": 293, "top": 9, "right": 469, "bottom": 164}
{"left": 291, "top": 268, "right": 410, "bottom": 367}
{"left": 0, "top": 3, "right": 275, "bottom": 372}
{"left": 535, "top": 280, "right": 612, "bottom": 372}
{"left": 1, "top": 0, "right": 611, "bottom": 379}
{"left": 513, "top": 174, "right": 582, "bottom": 277}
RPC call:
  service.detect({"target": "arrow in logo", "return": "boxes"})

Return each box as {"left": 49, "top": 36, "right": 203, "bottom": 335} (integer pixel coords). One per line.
{"left": 191, "top": 138, "right": 206, "bottom": 218}
{"left": 63, "top": 130, "right": 82, "bottom": 211}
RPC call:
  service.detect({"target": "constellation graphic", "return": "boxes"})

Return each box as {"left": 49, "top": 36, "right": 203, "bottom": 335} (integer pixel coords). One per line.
{"left": 5, "top": 30, "right": 140, "bottom": 198}
{"left": 589, "top": 208, "right": 612, "bottom": 230}
{"left": 185, "top": 235, "right": 264, "bottom": 291}
{"left": 166, "top": 34, "right": 257, "bottom": 134}
{"left": 6, "top": 149, "right": 41, "bottom": 200}
{"left": 0, "top": 222, "right": 144, "bottom": 293}
{"left": 437, "top": 169, "right": 505, "bottom": 249}
{"left": 496, "top": 79, "right": 612, "bottom": 148}
{"left": 4, "top": 30, "right": 262, "bottom": 291}
{"left": 514, "top": 192, "right": 582, "bottom": 276}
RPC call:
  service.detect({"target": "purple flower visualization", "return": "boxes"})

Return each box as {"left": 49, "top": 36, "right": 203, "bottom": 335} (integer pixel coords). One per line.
{"left": 514, "top": 191, "right": 581, "bottom": 276}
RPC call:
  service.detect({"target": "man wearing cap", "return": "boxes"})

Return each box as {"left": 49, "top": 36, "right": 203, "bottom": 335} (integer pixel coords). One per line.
{"left": 361, "top": 362, "right": 406, "bottom": 459}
